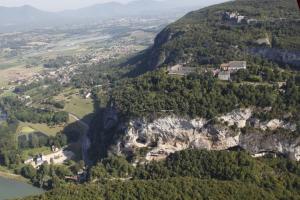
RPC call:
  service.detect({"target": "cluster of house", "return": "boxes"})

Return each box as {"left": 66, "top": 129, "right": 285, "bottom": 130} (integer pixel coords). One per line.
{"left": 47, "top": 65, "right": 78, "bottom": 85}
{"left": 223, "top": 11, "right": 257, "bottom": 24}
{"left": 24, "top": 154, "right": 44, "bottom": 166}
{"left": 90, "top": 44, "right": 140, "bottom": 64}
{"left": 24, "top": 146, "right": 74, "bottom": 168}
{"left": 8, "top": 66, "right": 75, "bottom": 87}
{"left": 218, "top": 61, "right": 247, "bottom": 81}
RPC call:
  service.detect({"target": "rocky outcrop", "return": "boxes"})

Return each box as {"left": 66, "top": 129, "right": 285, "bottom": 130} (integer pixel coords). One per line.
{"left": 113, "top": 108, "right": 299, "bottom": 161}
{"left": 218, "top": 108, "right": 252, "bottom": 128}
{"left": 249, "top": 47, "right": 300, "bottom": 68}
{"left": 146, "top": 28, "right": 173, "bottom": 69}
{"left": 255, "top": 37, "right": 271, "bottom": 46}
{"left": 239, "top": 131, "right": 300, "bottom": 161}
{"left": 259, "top": 119, "right": 297, "bottom": 131}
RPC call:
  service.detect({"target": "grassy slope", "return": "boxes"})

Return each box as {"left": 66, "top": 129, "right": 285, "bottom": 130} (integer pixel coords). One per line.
{"left": 17, "top": 122, "right": 64, "bottom": 137}
{"left": 54, "top": 88, "right": 94, "bottom": 122}
{"left": 64, "top": 96, "right": 94, "bottom": 120}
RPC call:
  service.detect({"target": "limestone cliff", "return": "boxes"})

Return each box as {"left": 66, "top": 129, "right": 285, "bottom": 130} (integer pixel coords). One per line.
{"left": 249, "top": 47, "right": 300, "bottom": 68}
{"left": 111, "top": 108, "right": 299, "bottom": 161}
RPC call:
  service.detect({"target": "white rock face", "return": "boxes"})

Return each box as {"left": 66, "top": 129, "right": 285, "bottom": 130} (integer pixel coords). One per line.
{"left": 260, "top": 119, "right": 296, "bottom": 131}
{"left": 116, "top": 109, "right": 299, "bottom": 161}
{"left": 218, "top": 108, "right": 252, "bottom": 128}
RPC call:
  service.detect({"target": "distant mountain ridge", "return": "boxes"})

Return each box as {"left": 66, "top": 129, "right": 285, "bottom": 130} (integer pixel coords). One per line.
{"left": 0, "top": 0, "right": 228, "bottom": 32}
{"left": 0, "top": 5, "right": 52, "bottom": 23}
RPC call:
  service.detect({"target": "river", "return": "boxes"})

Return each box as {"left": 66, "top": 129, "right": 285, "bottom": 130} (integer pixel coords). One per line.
{"left": 0, "top": 177, "right": 43, "bottom": 200}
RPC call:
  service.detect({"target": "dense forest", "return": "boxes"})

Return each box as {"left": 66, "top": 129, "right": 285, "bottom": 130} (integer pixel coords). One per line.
{"left": 0, "top": 122, "right": 19, "bottom": 167}
{"left": 0, "top": 96, "right": 69, "bottom": 124}
{"left": 112, "top": 69, "right": 300, "bottom": 122}
{"left": 23, "top": 150, "right": 300, "bottom": 200}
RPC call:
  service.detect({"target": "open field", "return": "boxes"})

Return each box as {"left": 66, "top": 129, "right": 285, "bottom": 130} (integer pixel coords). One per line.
{"left": 18, "top": 126, "right": 36, "bottom": 135}
{"left": 64, "top": 96, "right": 94, "bottom": 120}
{"left": 0, "top": 61, "right": 22, "bottom": 70}
{"left": 0, "top": 66, "right": 42, "bottom": 87}
{"left": 54, "top": 88, "right": 95, "bottom": 121}
{"left": 17, "top": 122, "right": 65, "bottom": 137}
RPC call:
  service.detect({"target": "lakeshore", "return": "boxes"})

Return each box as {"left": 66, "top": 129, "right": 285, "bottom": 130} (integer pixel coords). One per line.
{"left": 0, "top": 176, "right": 43, "bottom": 200}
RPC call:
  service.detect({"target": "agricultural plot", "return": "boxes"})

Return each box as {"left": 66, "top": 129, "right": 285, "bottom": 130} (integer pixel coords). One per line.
{"left": 64, "top": 96, "right": 94, "bottom": 120}
{"left": 54, "top": 88, "right": 95, "bottom": 122}
{"left": 0, "top": 66, "right": 42, "bottom": 87}
{"left": 17, "top": 122, "right": 65, "bottom": 137}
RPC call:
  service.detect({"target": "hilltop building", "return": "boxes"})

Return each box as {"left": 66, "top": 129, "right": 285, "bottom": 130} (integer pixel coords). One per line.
{"left": 218, "top": 61, "right": 247, "bottom": 81}
{"left": 220, "top": 61, "right": 247, "bottom": 72}
{"left": 223, "top": 11, "right": 246, "bottom": 24}
{"left": 167, "top": 64, "right": 195, "bottom": 76}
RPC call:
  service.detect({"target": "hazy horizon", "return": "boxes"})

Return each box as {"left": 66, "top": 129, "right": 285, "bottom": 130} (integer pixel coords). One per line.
{"left": 0, "top": 0, "right": 230, "bottom": 12}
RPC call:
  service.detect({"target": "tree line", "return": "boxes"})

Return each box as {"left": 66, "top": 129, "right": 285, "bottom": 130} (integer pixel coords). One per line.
{"left": 24, "top": 149, "right": 300, "bottom": 200}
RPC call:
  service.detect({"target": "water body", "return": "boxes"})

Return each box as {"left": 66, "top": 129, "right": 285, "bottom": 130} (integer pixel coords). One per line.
{"left": 0, "top": 177, "right": 43, "bottom": 200}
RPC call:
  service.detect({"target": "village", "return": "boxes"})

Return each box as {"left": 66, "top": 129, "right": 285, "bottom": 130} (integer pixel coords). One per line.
{"left": 24, "top": 146, "right": 73, "bottom": 168}
{"left": 23, "top": 145, "right": 87, "bottom": 182}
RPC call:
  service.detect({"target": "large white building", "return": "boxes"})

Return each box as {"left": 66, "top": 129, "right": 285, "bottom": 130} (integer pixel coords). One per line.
{"left": 220, "top": 61, "right": 247, "bottom": 72}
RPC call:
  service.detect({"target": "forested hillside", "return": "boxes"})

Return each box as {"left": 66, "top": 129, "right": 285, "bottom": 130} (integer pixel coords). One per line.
{"left": 112, "top": 70, "right": 300, "bottom": 121}
{"left": 18, "top": 1, "right": 300, "bottom": 199}
{"left": 23, "top": 150, "right": 300, "bottom": 200}
{"left": 94, "top": 0, "right": 300, "bottom": 163}
{"left": 139, "top": 0, "right": 299, "bottom": 70}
